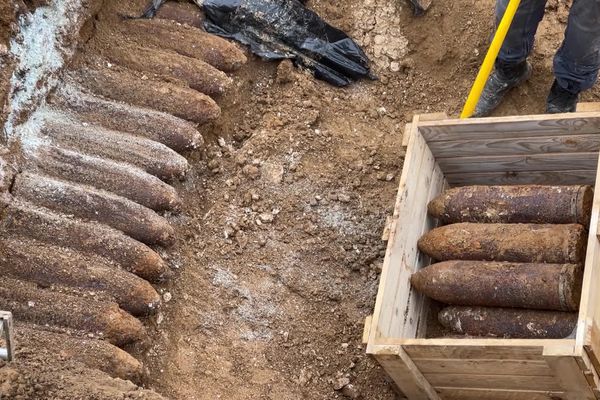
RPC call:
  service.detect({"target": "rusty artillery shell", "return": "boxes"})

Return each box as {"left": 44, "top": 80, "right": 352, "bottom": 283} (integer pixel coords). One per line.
{"left": 33, "top": 145, "right": 182, "bottom": 211}
{"left": 16, "top": 324, "right": 143, "bottom": 381}
{"left": 1, "top": 200, "right": 171, "bottom": 282}
{"left": 418, "top": 223, "right": 586, "bottom": 264}
{"left": 156, "top": 1, "right": 204, "bottom": 28}
{"left": 52, "top": 84, "right": 203, "bottom": 152}
{"left": 13, "top": 172, "right": 175, "bottom": 246}
{"left": 428, "top": 185, "right": 594, "bottom": 225}
{"left": 120, "top": 18, "right": 246, "bottom": 72}
{"left": 42, "top": 118, "right": 189, "bottom": 181}
{"left": 74, "top": 66, "right": 221, "bottom": 124}
{"left": 0, "top": 277, "right": 145, "bottom": 346}
{"left": 439, "top": 306, "right": 577, "bottom": 339}
{"left": 0, "top": 237, "right": 161, "bottom": 316}
{"left": 101, "top": 43, "right": 232, "bottom": 96}
{"left": 411, "top": 261, "right": 583, "bottom": 311}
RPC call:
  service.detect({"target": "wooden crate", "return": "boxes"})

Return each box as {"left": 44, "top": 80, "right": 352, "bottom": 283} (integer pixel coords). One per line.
{"left": 365, "top": 107, "right": 600, "bottom": 400}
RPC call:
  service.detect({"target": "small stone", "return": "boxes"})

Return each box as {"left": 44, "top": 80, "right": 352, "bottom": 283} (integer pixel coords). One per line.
{"left": 259, "top": 213, "right": 274, "bottom": 223}
{"left": 386, "top": 173, "right": 395, "bottom": 181}
{"left": 156, "top": 313, "right": 164, "bottom": 325}
{"left": 276, "top": 59, "right": 296, "bottom": 84}
{"left": 341, "top": 343, "right": 349, "bottom": 349}
{"left": 390, "top": 61, "right": 400, "bottom": 72}
{"left": 338, "top": 194, "right": 351, "bottom": 203}
{"left": 341, "top": 384, "right": 359, "bottom": 399}
{"left": 242, "top": 165, "right": 260, "bottom": 179}
{"left": 217, "top": 137, "right": 227, "bottom": 147}
{"left": 163, "top": 292, "right": 172, "bottom": 302}
{"left": 334, "top": 377, "right": 350, "bottom": 391}
{"left": 27, "top": 301, "right": 35, "bottom": 308}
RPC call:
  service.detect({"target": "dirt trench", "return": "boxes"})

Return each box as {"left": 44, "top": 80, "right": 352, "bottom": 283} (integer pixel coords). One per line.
{"left": 1, "top": 0, "right": 599, "bottom": 399}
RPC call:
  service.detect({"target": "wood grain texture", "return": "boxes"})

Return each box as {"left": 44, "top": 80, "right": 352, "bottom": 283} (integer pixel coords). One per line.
{"left": 427, "top": 373, "right": 562, "bottom": 391}
{"left": 418, "top": 113, "right": 600, "bottom": 142}
{"left": 376, "top": 353, "right": 440, "bottom": 400}
{"left": 403, "top": 344, "right": 547, "bottom": 361}
{"left": 435, "top": 387, "right": 565, "bottom": 400}
{"left": 545, "top": 356, "right": 596, "bottom": 399}
{"left": 445, "top": 170, "right": 597, "bottom": 186}
{"left": 437, "top": 152, "right": 598, "bottom": 174}
{"left": 427, "top": 134, "right": 600, "bottom": 159}
{"left": 413, "top": 359, "right": 553, "bottom": 376}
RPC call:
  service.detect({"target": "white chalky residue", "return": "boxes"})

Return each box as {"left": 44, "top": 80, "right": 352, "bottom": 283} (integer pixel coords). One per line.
{"left": 4, "top": 0, "right": 84, "bottom": 140}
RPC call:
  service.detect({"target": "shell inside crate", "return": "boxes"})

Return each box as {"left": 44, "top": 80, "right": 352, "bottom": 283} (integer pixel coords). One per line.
{"left": 365, "top": 109, "right": 600, "bottom": 400}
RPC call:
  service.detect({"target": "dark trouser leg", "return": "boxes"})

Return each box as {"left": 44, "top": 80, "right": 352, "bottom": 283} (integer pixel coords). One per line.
{"left": 554, "top": 0, "right": 600, "bottom": 94}
{"left": 496, "top": 0, "right": 547, "bottom": 72}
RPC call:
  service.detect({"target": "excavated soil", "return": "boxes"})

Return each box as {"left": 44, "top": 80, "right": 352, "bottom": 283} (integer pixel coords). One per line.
{"left": 3, "top": 0, "right": 600, "bottom": 399}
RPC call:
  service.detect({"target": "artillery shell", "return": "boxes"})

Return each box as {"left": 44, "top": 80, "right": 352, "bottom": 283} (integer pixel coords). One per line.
{"left": 33, "top": 145, "right": 181, "bottom": 211}
{"left": 418, "top": 223, "right": 586, "bottom": 264}
{"left": 0, "top": 277, "right": 145, "bottom": 346}
{"left": 428, "top": 185, "right": 593, "bottom": 225}
{"left": 120, "top": 18, "right": 246, "bottom": 72}
{"left": 1, "top": 200, "right": 171, "bottom": 282}
{"left": 155, "top": 1, "right": 205, "bottom": 28}
{"left": 0, "top": 237, "right": 161, "bottom": 315}
{"left": 439, "top": 306, "right": 577, "bottom": 339}
{"left": 411, "top": 261, "right": 582, "bottom": 311}
{"left": 102, "top": 43, "right": 232, "bottom": 96}
{"left": 52, "top": 84, "right": 203, "bottom": 152}
{"left": 42, "top": 118, "right": 189, "bottom": 181}
{"left": 74, "top": 66, "right": 221, "bottom": 124}
{"left": 13, "top": 172, "right": 175, "bottom": 246}
{"left": 16, "top": 324, "right": 143, "bottom": 381}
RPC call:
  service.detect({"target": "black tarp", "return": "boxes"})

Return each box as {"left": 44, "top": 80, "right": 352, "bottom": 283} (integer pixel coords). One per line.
{"left": 143, "top": 0, "right": 375, "bottom": 86}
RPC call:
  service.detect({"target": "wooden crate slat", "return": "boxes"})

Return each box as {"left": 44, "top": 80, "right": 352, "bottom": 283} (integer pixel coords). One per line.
{"left": 545, "top": 356, "right": 597, "bottom": 399}
{"left": 426, "top": 373, "right": 562, "bottom": 391}
{"left": 413, "top": 359, "right": 553, "bottom": 376}
{"left": 435, "top": 387, "right": 565, "bottom": 400}
{"left": 377, "top": 353, "right": 441, "bottom": 400}
{"left": 445, "top": 169, "right": 597, "bottom": 186}
{"left": 418, "top": 113, "right": 600, "bottom": 142}
{"left": 402, "top": 345, "right": 547, "bottom": 361}
{"left": 437, "top": 152, "right": 599, "bottom": 174}
{"left": 427, "top": 134, "right": 600, "bottom": 159}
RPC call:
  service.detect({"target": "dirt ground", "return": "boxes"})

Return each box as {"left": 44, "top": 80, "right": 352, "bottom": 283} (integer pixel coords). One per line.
{"left": 128, "top": 1, "right": 600, "bottom": 399}
{"left": 3, "top": 0, "right": 600, "bottom": 399}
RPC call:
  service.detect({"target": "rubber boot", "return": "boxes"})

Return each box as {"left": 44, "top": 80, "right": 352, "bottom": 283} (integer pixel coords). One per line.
{"left": 473, "top": 61, "right": 532, "bottom": 118}
{"left": 546, "top": 80, "right": 579, "bottom": 114}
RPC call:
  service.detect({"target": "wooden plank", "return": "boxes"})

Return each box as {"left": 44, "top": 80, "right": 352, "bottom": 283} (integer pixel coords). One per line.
{"left": 578, "top": 103, "right": 600, "bottom": 113}
{"left": 414, "top": 359, "right": 553, "bottom": 376}
{"left": 376, "top": 351, "right": 441, "bottom": 400}
{"left": 418, "top": 113, "right": 600, "bottom": 142}
{"left": 403, "top": 113, "right": 447, "bottom": 148}
{"left": 435, "top": 387, "right": 565, "bottom": 400}
{"left": 427, "top": 373, "right": 562, "bottom": 391}
{"left": 575, "top": 352, "right": 600, "bottom": 396}
{"left": 576, "top": 152, "right": 600, "bottom": 353}
{"left": 437, "top": 152, "right": 599, "bottom": 174}
{"left": 362, "top": 315, "right": 372, "bottom": 345}
{"left": 403, "top": 344, "right": 546, "bottom": 361}
{"left": 369, "top": 121, "right": 432, "bottom": 343}
{"left": 545, "top": 356, "right": 596, "bottom": 399}
{"left": 445, "top": 169, "right": 597, "bottom": 186}
{"left": 427, "top": 134, "right": 600, "bottom": 159}
{"left": 402, "top": 122, "right": 413, "bottom": 148}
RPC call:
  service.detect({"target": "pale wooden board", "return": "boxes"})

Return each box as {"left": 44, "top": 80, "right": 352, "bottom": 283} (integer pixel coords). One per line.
{"left": 578, "top": 103, "right": 600, "bottom": 113}
{"left": 413, "top": 359, "right": 553, "bottom": 376}
{"left": 576, "top": 151, "right": 600, "bottom": 355}
{"left": 418, "top": 113, "right": 600, "bottom": 142}
{"left": 427, "top": 134, "right": 600, "bottom": 159}
{"left": 368, "top": 119, "right": 430, "bottom": 342}
{"left": 377, "top": 353, "right": 441, "bottom": 400}
{"left": 435, "top": 387, "right": 565, "bottom": 400}
{"left": 403, "top": 345, "right": 547, "bottom": 361}
{"left": 437, "top": 152, "right": 599, "bottom": 174}
{"left": 545, "top": 356, "right": 596, "bottom": 399}
{"left": 427, "top": 373, "right": 562, "bottom": 391}
{"left": 445, "top": 169, "right": 597, "bottom": 186}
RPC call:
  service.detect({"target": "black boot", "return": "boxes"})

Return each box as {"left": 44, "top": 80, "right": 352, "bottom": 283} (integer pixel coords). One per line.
{"left": 546, "top": 80, "right": 579, "bottom": 114}
{"left": 473, "top": 61, "right": 532, "bottom": 118}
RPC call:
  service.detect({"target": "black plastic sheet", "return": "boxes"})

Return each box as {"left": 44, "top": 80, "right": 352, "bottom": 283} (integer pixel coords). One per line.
{"left": 143, "top": 0, "right": 375, "bottom": 86}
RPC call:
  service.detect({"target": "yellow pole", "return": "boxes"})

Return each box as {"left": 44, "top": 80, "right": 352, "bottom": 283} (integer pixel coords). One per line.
{"left": 460, "top": 0, "right": 522, "bottom": 119}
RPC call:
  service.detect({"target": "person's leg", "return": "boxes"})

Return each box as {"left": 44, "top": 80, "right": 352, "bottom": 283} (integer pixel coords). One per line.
{"left": 474, "top": 0, "right": 547, "bottom": 117}
{"left": 496, "top": 0, "right": 548, "bottom": 69}
{"left": 548, "top": 0, "right": 600, "bottom": 112}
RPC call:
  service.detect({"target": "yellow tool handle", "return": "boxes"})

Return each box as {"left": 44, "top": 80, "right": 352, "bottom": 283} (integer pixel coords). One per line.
{"left": 461, "top": 0, "right": 522, "bottom": 119}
